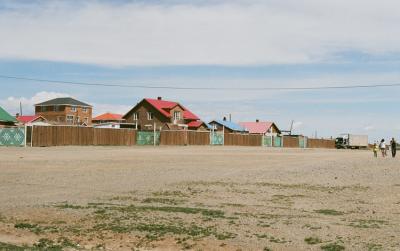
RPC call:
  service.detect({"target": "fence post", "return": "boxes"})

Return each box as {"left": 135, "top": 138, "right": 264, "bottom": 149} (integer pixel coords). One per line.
{"left": 153, "top": 122, "right": 156, "bottom": 146}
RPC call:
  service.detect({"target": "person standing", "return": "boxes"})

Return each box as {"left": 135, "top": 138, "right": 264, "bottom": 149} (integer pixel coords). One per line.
{"left": 373, "top": 142, "right": 378, "bottom": 158}
{"left": 390, "top": 138, "right": 397, "bottom": 158}
{"left": 379, "top": 139, "right": 387, "bottom": 157}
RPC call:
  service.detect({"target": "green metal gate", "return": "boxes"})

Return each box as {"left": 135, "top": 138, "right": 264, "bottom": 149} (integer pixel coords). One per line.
{"left": 299, "top": 136, "right": 307, "bottom": 148}
{"left": 136, "top": 131, "right": 160, "bottom": 145}
{"left": 210, "top": 132, "right": 224, "bottom": 145}
{"left": 0, "top": 127, "right": 25, "bottom": 146}
{"left": 262, "top": 135, "right": 273, "bottom": 147}
{"left": 273, "top": 136, "right": 282, "bottom": 147}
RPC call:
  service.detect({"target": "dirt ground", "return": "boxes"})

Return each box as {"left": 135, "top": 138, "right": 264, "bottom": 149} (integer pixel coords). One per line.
{"left": 0, "top": 146, "right": 399, "bottom": 251}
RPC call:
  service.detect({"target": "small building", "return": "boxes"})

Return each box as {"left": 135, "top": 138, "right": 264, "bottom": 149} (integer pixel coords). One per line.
{"left": 35, "top": 97, "right": 93, "bottom": 126}
{"left": 92, "top": 113, "right": 125, "bottom": 124}
{"left": 239, "top": 120, "right": 281, "bottom": 135}
{"left": 208, "top": 118, "right": 247, "bottom": 133}
{"left": 16, "top": 115, "right": 50, "bottom": 126}
{"left": 0, "top": 106, "right": 17, "bottom": 127}
{"left": 123, "top": 97, "right": 207, "bottom": 131}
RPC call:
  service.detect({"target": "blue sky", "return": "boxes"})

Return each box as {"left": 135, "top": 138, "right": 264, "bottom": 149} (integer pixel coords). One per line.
{"left": 1, "top": 0, "right": 400, "bottom": 141}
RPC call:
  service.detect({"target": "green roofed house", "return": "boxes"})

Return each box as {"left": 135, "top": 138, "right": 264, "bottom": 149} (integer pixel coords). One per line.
{"left": 0, "top": 106, "right": 17, "bottom": 127}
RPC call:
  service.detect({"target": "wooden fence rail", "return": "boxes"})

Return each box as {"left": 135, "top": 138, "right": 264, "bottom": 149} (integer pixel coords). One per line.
{"left": 32, "top": 126, "right": 136, "bottom": 147}
{"left": 224, "top": 133, "right": 262, "bottom": 146}
{"left": 307, "top": 138, "right": 335, "bottom": 149}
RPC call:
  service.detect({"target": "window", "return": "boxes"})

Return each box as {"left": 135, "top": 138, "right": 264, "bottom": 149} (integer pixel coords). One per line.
{"left": 71, "top": 106, "right": 77, "bottom": 112}
{"left": 133, "top": 112, "right": 138, "bottom": 121}
{"left": 82, "top": 107, "right": 88, "bottom": 113}
{"left": 147, "top": 112, "right": 153, "bottom": 120}
{"left": 76, "top": 116, "right": 80, "bottom": 123}
{"left": 173, "top": 111, "right": 181, "bottom": 120}
{"left": 212, "top": 124, "right": 217, "bottom": 130}
{"left": 42, "top": 106, "right": 47, "bottom": 112}
{"left": 66, "top": 115, "right": 74, "bottom": 124}
{"left": 55, "top": 106, "right": 60, "bottom": 112}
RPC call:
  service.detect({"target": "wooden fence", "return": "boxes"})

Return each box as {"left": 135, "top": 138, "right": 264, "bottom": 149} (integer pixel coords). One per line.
{"left": 30, "top": 126, "right": 336, "bottom": 149}
{"left": 224, "top": 133, "right": 262, "bottom": 146}
{"left": 307, "top": 138, "right": 335, "bottom": 149}
{"left": 160, "top": 130, "right": 210, "bottom": 145}
{"left": 282, "top": 136, "right": 299, "bottom": 148}
{"left": 32, "top": 126, "right": 136, "bottom": 147}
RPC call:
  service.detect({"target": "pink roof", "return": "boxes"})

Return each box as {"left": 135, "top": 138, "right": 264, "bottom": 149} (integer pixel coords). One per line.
{"left": 239, "top": 122, "right": 274, "bottom": 134}
{"left": 17, "top": 115, "right": 42, "bottom": 124}
{"left": 145, "top": 98, "right": 200, "bottom": 120}
{"left": 93, "top": 113, "right": 124, "bottom": 121}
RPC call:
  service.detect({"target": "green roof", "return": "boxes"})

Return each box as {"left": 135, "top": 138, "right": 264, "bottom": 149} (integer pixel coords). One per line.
{"left": 0, "top": 106, "right": 17, "bottom": 123}
{"left": 35, "top": 97, "right": 92, "bottom": 107}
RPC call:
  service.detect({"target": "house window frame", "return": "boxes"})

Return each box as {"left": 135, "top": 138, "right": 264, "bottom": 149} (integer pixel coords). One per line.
{"left": 71, "top": 106, "right": 77, "bottom": 112}
{"left": 82, "top": 107, "right": 88, "bottom": 113}
{"left": 41, "top": 106, "right": 47, "bottom": 112}
{"left": 133, "top": 112, "right": 138, "bottom": 121}
{"left": 66, "top": 115, "right": 74, "bottom": 124}
{"left": 76, "top": 116, "right": 80, "bottom": 123}
{"left": 173, "top": 111, "right": 181, "bottom": 121}
{"left": 147, "top": 112, "right": 153, "bottom": 120}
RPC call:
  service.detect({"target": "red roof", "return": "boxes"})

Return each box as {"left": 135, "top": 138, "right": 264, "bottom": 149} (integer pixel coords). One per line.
{"left": 16, "top": 115, "right": 42, "bottom": 124}
{"left": 239, "top": 122, "right": 275, "bottom": 134}
{"left": 93, "top": 113, "right": 124, "bottom": 121}
{"left": 145, "top": 98, "right": 199, "bottom": 120}
{"left": 187, "top": 120, "right": 205, "bottom": 128}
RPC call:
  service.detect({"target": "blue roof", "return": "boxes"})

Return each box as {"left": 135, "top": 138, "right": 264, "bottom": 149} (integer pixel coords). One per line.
{"left": 210, "top": 120, "right": 247, "bottom": 132}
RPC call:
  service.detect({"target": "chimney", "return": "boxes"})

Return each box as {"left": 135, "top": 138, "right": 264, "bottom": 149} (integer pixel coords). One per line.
{"left": 157, "top": 97, "right": 162, "bottom": 100}
{"left": 223, "top": 116, "right": 227, "bottom": 121}
{"left": 256, "top": 119, "right": 259, "bottom": 123}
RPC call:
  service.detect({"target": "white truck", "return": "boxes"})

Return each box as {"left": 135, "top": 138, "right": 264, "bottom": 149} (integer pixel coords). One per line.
{"left": 335, "top": 134, "right": 368, "bottom": 149}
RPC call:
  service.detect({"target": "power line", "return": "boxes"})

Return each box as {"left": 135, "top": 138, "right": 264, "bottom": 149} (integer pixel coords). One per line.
{"left": 1, "top": 74, "right": 400, "bottom": 91}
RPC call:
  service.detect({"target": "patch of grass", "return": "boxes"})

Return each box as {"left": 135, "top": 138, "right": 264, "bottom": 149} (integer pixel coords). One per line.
{"left": 304, "top": 236, "right": 322, "bottom": 245}
{"left": 14, "top": 223, "right": 44, "bottom": 234}
{"left": 0, "top": 242, "right": 29, "bottom": 251}
{"left": 109, "top": 196, "right": 138, "bottom": 201}
{"left": 302, "top": 224, "right": 322, "bottom": 230}
{"left": 314, "top": 209, "right": 344, "bottom": 216}
{"left": 255, "top": 233, "right": 268, "bottom": 239}
{"left": 54, "top": 203, "right": 86, "bottom": 209}
{"left": 119, "top": 205, "right": 225, "bottom": 218}
{"left": 320, "top": 243, "right": 345, "bottom": 251}
{"left": 269, "top": 236, "right": 287, "bottom": 243}
{"left": 365, "top": 243, "right": 383, "bottom": 251}
{"left": 152, "top": 190, "right": 189, "bottom": 197}
{"left": 141, "top": 197, "right": 185, "bottom": 205}
{"left": 221, "top": 203, "right": 245, "bottom": 207}
{"left": 348, "top": 219, "right": 387, "bottom": 229}
{"left": 33, "top": 238, "right": 63, "bottom": 250}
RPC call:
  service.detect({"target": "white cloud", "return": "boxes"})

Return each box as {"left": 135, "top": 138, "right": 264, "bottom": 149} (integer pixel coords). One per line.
{"left": 292, "top": 121, "right": 303, "bottom": 130}
{"left": 0, "top": 91, "right": 131, "bottom": 117}
{"left": 0, "top": 0, "right": 399, "bottom": 66}
{"left": 0, "top": 91, "right": 69, "bottom": 115}
{"left": 92, "top": 103, "right": 131, "bottom": 117}
{"left": 363, "top": 125, "right": 375, "bottom": 131}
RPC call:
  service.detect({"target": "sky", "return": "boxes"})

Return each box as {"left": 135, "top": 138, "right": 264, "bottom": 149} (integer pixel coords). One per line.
{"left": 1, "top": 0, "right": 400, "bottom": 141}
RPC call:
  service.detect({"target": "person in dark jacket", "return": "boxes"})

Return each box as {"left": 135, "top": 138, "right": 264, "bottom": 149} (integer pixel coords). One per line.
{"left": 391, "top": 138, "right": 397, "bottom": 158}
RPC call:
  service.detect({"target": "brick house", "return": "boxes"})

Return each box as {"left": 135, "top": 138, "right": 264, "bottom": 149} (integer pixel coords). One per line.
{"left": 123, "top": 97, "right": 208, "bottom": 131}
{"left": 35, "top": 97, "right": 92, "bottom": 125}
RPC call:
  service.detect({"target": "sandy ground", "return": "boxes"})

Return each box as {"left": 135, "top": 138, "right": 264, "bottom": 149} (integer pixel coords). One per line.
{"left": 0, "top": 146, "right": 399, "bottom": 251}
